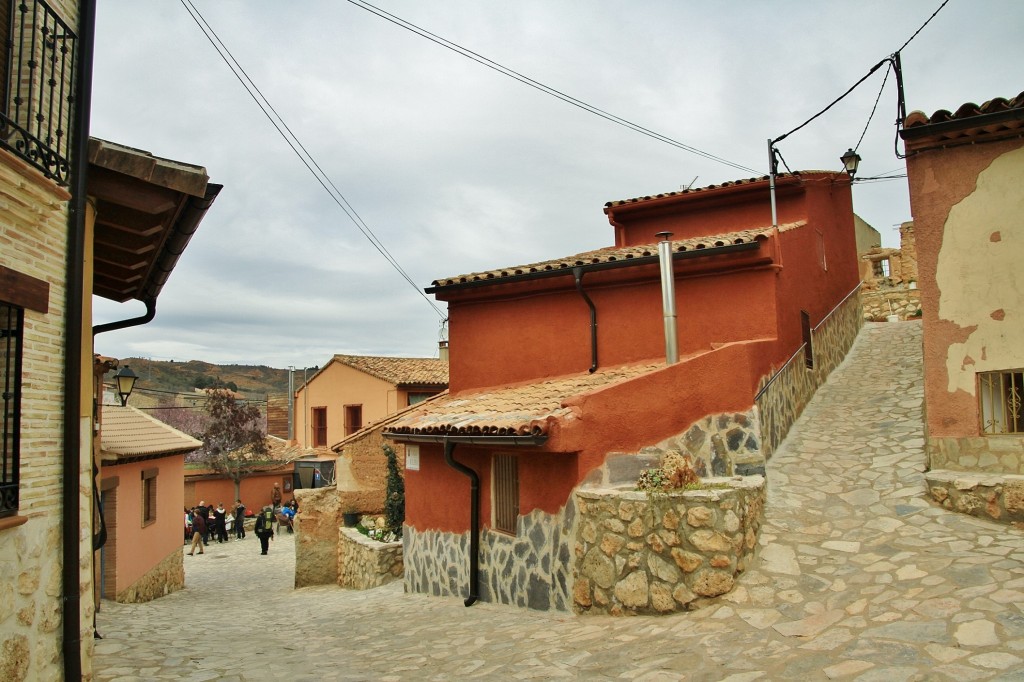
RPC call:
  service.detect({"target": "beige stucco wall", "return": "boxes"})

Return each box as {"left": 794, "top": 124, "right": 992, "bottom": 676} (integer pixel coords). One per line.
{"left": 0, "top": 150, "right": 94, "bottom": 679}
{"left": 294, "top": 362, "right": 399, "bottom": 448}
{"left": 938, "top": 146, "right": 1024, "bottom": 395}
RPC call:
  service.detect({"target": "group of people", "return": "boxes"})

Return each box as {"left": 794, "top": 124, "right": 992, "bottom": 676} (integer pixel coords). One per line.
{"left": 184, "top": 492, "right": 300, "bottom": 557}
{"left": 185, "top": 500, "right": 248, "bottom": 555}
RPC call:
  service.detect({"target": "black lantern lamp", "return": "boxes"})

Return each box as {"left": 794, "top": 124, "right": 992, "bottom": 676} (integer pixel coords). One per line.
{"left": 113, "top": 365, "right": 138, "bottom": 406}
{"left": 840, "top": 148, "right": 862, "bottom": 179}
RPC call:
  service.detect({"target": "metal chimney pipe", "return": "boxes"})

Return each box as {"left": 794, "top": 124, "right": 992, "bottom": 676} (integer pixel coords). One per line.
{"left": 656, "top": 232, "right": 678, "bottom": 364}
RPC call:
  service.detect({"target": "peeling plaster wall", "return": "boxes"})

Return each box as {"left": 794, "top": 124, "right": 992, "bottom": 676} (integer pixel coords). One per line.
{"left": 907, "top": 132, "right": 1024, "bottom": 473}
{"left": 937, "top": 146, "right": 1024, "bottom": 395}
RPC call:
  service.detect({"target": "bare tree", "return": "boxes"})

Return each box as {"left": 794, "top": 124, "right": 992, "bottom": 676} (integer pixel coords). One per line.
{"left": 196, "top": 389, "right": 269, "bottom": 499}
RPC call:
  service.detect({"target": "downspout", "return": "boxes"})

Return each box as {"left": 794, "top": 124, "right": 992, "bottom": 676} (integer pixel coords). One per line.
{"left": 572, "top": 266, "right": 598, "bottom": 373}
{"left": 64, "top": 0, "right": 97, "bottom": 677}
{"left": 655, "top": 232, "right": 679, "bottom": 364}
{"left": 92, "top": 297, "right": 156, "bottom": 336}
{"left": 443, "top": 437, "right": 480, "bottom": 606}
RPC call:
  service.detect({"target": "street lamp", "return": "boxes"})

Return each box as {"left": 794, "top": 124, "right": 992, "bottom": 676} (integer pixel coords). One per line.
{"left": 113, "top": 365, "right": 138, "bottom": 406}
{"left": 840, "top": 148, "right": 862, "bottom": 179}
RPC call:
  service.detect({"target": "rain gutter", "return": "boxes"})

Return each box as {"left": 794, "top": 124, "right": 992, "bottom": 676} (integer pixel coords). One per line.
{"left": 64, "top": 0, "right": 97, "bottom": 676}
{"left": 424, "top": 241, "right": 761, "bottom": 294}
{"left": 572, "top": 267, "right": 598, "bottom": 373}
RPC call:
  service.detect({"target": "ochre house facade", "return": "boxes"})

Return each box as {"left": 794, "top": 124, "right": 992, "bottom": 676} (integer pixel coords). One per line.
{"left": 292, "top": 354, "right": 447, "bottom": 449}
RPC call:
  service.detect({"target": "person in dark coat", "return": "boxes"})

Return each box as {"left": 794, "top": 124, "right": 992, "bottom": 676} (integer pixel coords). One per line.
{"left": 214, "top": 503, "right": 228, "bottom": 543}
{"left": 195, "top": 501, "right": 211, "bottom": 545}
{"left": 187, "top": 509, "right": 207, "bottom": 556}
{"left": 233, "top": 499, "right": 246, "bottom": 539}
{"left": 254, "top": 505, "right": 276, "bottom": 555}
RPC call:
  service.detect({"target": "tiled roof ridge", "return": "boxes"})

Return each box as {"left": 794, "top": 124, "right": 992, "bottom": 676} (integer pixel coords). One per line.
{"left": 431, "top": 222, "right": 804, "bottom": 289}
{"left": 603, "top": 170, "right": 843, "bottom": 208}
{"left": 904, "top": 91, "right": 1024, "bottom": 128}
{"left": 332, "top": 354, "right": 449, "bottom": 386}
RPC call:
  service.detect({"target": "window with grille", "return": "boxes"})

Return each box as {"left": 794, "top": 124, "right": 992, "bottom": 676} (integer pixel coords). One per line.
{"left": 979, "top": 370, "right": 1023, "bottom": 435}
{"left": 344, "top": 404, "right": 362, "bottom": 437}
{"left": 0, "top": 302, "right": 22, "bottom": 518}
{"left": 141, "top": 468, "right": 158, "bottom": 526}
{"left": 492, "top": 454, "right": 519, "bottom": 535}
{"left": 312, "top": 407, "right": 327, "bottom": 446}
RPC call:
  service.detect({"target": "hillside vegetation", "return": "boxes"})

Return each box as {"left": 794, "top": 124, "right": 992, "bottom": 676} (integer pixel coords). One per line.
{"left": 111, "top": 358, "right": 294, "bottom": 402}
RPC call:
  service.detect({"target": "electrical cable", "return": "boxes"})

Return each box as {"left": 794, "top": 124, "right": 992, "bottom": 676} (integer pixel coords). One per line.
{"left": 852, "top": 62, "right": 891, "bottom": 154}
{"left": 346, "top": 0, "right": 760, "bottom": 176}
{"left": 898, "top": 0, "right": 951, "bottom": 53}
{"left": 179, "top": 0, "right": 447, "bottom": 320}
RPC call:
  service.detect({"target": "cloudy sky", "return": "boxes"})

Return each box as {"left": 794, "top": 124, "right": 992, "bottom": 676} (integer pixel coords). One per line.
{"left": 89, "top": 0, "right": 1023, "bottom": 369}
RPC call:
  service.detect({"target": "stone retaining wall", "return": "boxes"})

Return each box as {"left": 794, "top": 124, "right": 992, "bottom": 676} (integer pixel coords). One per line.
{"left": 338, "top": 528, "right": 403, "bottom": 590}
{"left": 573, "top": 478, "right": 765, "bottom": 615}
{"left": 403, "top": 502, "right": 575, "bottom": 612}
{"left": 861, "top": 288, "right": 921, "bottom": 321}
{"left": 925, "top": 470, "right": 1024, "bottom": 525}
{"left": 756, "top": 290, "right": 863, "bottom": 458}
{"left": 114, "top": 546, "right": 184, "bottom": 603}
{"left": 927, "top": 435, "right": 1024, "bottom": 475}
{"left": 294, "top": 486, "right": 342, "bottom": 587}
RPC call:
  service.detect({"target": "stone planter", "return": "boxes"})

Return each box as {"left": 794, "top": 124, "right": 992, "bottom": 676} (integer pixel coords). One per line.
{"left": 574, "top": 476, "right": 765, "bottom": 616}
{"left": 338, "top": 527, "right": 403, "bottom": 590}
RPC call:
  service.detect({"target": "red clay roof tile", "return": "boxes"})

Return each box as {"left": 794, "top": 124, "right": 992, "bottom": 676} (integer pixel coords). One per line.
{"left": 385, "top": 362, "right": 664, "bottom": 438}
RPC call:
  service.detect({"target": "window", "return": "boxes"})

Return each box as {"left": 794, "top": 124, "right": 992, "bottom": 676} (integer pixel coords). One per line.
{"left": 344, "top": 405, "right": 362, "bottom": 437}
{"left": 979, "top": 370, "right": 1023, "bottom": 435}
{"left": 871, "top": 258, "right": 891, "bottom": 279}
{"left": 407, "top": 392, "right": 434, "bottom": 406}
{"left": 141, "top": 468, "right": 158, "bottom": 526}
{"left": 492, "top": 454, "right": 519, "bottom": 535}
{"left": 312, "top": 407, "right": 327, "bottom": 447}
{"left": 0, "top": 302, "right": 23, "bottom": 518}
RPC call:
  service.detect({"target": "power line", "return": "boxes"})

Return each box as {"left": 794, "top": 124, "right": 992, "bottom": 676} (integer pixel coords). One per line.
{"left": 346, "top": 0, "right": 760, "bottom": 176}
{"left": 898, "top": 0, "right": 952, "bottom": 53}
{"left": 178, "top": 0, "right": 447, "bottom": 321}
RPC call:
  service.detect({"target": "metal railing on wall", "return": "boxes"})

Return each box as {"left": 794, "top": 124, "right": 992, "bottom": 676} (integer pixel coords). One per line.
{"left": 754, "top": 283, "right": 862, "bottom": 402}
{"left": 0, "top": 0, "right": 77, "bottom": 185}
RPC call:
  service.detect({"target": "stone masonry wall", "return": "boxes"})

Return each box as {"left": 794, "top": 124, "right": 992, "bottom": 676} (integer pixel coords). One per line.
{"left": 0, "top": 151, "right": 94, "bottom": 680}
{"left": 756, "top": 290, "right": 863, "bottom": 458}
{"left": 925, "top": 471, "right": 1024, "bottom": 525}
{"left": 573, "top": 478, "right": 765, "bottom": 615}
{"left": 337, "top": 528, "right": 403, "bottom": 590}
{"left": 114, "top": 547, "right": 184, "bottom": 604}
{"left": 927, "top": 435, "right": 1024, "bottom": 475}
{"left": 293, "top": 486, "right": 342, "bottom": 587}
{"left": 404, "top": 501, "right": 575, "bottom": 612}
{"left": 861, "top": 288, "right": 921, "bottom": 322}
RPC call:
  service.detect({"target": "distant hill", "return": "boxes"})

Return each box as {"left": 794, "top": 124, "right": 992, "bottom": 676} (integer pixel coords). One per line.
{"left": 110, "top": 358, "right": 297, "bottom": 405}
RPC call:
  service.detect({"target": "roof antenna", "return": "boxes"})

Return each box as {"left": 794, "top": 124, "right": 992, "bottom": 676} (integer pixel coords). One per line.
{"left": 681, "top": 176, "right": 698, "bottom": 191}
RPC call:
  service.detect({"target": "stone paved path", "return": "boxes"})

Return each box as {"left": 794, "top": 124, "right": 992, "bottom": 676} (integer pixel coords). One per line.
{"left": 95, "top": 321, "right": 1024, "bottom": 681}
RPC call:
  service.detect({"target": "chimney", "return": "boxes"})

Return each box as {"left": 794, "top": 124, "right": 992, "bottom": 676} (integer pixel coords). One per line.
{"left": 438, "top": 340, "right": 449, "bottom": 362}
{"left": 656, "top": 232, "right": 678, "bottom": 365}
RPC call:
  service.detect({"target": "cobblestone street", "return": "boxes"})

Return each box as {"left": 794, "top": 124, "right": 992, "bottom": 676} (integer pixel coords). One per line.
{"left": 95, "top": 321, "right": 1024, "bottom": 681}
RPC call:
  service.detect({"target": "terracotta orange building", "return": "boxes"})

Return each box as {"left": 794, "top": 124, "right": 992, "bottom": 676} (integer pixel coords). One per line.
{"left": 900, "top": 91, "right": 1024, "bottom": 515}
{"left": 386, "top": 171, "right": 863, "bottom": 610}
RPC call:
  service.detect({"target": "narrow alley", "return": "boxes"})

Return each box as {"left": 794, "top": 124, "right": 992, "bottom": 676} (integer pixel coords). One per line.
{"left": 95, "top": 321, "right": 1024, "bottom": 681}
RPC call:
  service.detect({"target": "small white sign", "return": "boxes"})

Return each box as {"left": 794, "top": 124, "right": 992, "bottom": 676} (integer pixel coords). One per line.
{"left": 406, "top": 444, "right": 420, "bottom": 471}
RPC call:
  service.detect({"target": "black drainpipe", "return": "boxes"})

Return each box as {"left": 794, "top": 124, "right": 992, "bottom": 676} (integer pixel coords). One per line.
{"left": 443, "top": 438, "right": 479, "bottom": 606}
{"left": 572, "top": 266, "right": 598, "bottom": 373}
{"left": 64, "top": 0, "right": 97, "bottom": 677}
{"left": 93, "top": 298, "right": 156, "bottom": 335}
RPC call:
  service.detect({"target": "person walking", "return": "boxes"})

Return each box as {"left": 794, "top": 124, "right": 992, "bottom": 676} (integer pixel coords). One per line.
{"left": 233, "top": 499, "right": 246, "bottom": 539}
{"left": 254, "top": 505, "right": 275, "bottom": 555}
{"left": 195, "top": 501, "right": 211, "bottom": 545}
{"left": 187, "top": 509, "right": 207, "bottom": 556}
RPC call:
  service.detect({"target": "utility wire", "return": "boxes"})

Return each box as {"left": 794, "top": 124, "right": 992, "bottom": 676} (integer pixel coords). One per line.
{"left": 346, "top": 0, "right": 760, "bottom": 176}
{"left": 898, "top": 0, "right": 952, "bottom": 52}
{"left": 852, "top": 62, "right": 891, "bottom": 153}
{"left": 179, "top": 0, "right": 447, "bottom": 320}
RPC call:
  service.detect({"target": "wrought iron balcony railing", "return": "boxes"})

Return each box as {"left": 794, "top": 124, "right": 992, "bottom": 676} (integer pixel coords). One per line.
{"left": 0, "top": 0, "right": 78, "bottom": 185}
